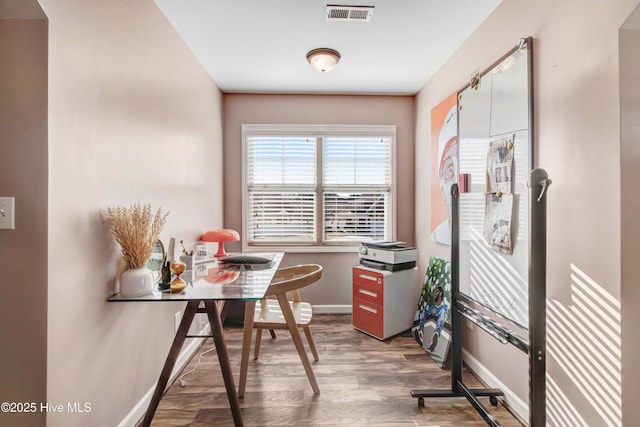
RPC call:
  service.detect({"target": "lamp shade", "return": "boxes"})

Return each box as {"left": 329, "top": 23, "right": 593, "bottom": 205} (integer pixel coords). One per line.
{"left": 306, "top": 48, "right": 341, "bottom": 72}
{"left": 201, "top": 229, "right": 240, "bottom": 257}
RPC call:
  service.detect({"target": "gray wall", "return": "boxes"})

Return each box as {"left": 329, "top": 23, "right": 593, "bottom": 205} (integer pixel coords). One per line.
{"left": 0, "top": 16, "right": 48, "bottom": 427}
{"left": 416, "top": 0, "right": 639, "bottom": 424}
{"left": 223, "top": 94, "right": 416, "bottom": 309}
{"left": 37, "top": 0, "right": 225, "bottom": 425}
{"left": 620, "top": 7, "right": 640, "bottom": 423}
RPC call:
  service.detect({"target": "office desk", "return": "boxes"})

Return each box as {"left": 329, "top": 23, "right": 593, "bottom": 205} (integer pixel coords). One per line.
{"left": 108, "top": 252, "right": 284, "bottom": 427}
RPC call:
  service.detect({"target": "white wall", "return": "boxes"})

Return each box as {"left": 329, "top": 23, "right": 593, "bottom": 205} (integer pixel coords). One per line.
{"left": 415, "top": 0, "right": 639, "bottom": 425}
{"left": 36, "top": 0, "right": 224, "bottom": 425}
{"left": 223, "top": 94, "right": 416, "bottom": 308}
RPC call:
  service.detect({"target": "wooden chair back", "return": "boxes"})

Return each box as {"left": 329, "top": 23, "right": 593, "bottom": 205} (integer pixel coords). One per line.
{"left": 265, "top": 264, "right": 323, "bottom": 300}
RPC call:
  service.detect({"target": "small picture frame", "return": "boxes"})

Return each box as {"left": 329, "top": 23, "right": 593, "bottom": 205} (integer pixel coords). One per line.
{"left": 195, "top": 244, "right": 209, "bottom": 261}
{"left": 180, "top": 255, "right": 194, "bottom": 270}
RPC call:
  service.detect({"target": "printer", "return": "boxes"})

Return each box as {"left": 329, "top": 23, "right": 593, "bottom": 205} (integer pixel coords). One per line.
{"left": 359, "top": 240, "right": 417, "bottom": 271}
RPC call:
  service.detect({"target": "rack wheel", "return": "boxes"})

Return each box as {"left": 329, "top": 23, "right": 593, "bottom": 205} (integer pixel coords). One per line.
{"left": 418, "top": 397, "right": 425, "bottom": 408}
{"left": 490, "top": 396, "right": 498, "bottom": 406}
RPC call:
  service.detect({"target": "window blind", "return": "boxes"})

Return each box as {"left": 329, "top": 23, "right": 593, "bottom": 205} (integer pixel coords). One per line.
{"left": 322, "top": 136, "right": 391, "bottom": 242}
{"left": 244, "top": 127, "right": 394, "bottom": 247}
{"left": 247, "top": 136, "right": 316, "bottom": 243}
{"left": 323, "top": 137, "right": 391, "bottom": 186}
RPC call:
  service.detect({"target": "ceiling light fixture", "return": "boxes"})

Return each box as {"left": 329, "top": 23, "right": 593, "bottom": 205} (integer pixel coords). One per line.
{"left": 306, "top": 48, "right": 341, "bottom": 73}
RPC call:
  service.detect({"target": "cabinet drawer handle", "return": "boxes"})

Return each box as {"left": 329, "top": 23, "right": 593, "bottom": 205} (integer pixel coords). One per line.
{"left": 358, "top": 304, "right": 377, "bottom": 314}
{"left": 358, "top": 288, "right": 378, "bottom": 298}
{"left": 358, "top": 273, "right": 378, "bottom": 282}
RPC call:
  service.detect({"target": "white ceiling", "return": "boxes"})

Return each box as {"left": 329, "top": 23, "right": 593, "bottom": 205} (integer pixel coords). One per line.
{"left": 154, "top": 0, "right": 502, "bottom": 96}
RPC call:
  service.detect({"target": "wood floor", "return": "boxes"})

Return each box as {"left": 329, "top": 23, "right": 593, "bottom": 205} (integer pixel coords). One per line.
{"left": 146, "top": 314, "right": 524, "bottom": 427}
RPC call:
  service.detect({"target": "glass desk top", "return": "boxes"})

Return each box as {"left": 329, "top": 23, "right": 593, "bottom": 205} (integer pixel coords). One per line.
{"left": 108, "top": 252, "right": 283, "bottom": 302}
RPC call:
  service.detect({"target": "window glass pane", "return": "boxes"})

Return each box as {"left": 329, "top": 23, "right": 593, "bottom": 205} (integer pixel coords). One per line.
{"left": 323, "top": 192, "right": 390, "bottom": 242}
{"left": 323, "top": 137, "right": 391, "bottom": 186}
{"left": 248, "top": 136, "right": 316, "bottom": 185}
{"left": 248, "top": 191, "right": 316, "bottom": 242}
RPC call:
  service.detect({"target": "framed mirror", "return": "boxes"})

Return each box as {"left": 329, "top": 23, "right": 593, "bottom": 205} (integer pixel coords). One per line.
{"left": 146, "top": 239, "right": 165, "bottom": 282}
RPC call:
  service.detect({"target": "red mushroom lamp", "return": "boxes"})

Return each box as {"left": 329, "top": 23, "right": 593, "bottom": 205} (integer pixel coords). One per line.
{"left": 201, "top": 229, "right": 240, "bottom": 258}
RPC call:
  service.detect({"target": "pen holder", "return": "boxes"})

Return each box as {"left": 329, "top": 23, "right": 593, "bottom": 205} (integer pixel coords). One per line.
{"left": 180, "top": 255, "right": 194, "bottom": 270}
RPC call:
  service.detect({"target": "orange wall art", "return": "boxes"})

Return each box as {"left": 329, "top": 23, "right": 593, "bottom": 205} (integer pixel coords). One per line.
{"left": 430, "top": 92, "right": 458, "bottom": 245}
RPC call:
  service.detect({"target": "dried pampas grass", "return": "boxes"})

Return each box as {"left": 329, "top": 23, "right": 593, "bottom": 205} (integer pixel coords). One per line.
{"left": 103, "top": 203, "right": 169, "bottom": 269}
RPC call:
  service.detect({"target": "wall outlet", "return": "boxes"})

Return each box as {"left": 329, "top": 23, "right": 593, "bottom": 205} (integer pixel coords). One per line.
{"left": 174, "top": 311, "right": 181, "bottom": 333}
{"left": 0, "top": 197, "right": 15, "bottom": 229}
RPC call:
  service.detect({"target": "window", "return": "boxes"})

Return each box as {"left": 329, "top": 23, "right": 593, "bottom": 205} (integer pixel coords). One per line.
{"left": 243, "top": 124, "right": 396, "bottom": 251}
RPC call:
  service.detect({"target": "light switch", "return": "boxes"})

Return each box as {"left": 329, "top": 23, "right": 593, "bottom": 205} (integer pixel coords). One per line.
{"left": 0, "top": 197, "right": 15, "bottom": 229}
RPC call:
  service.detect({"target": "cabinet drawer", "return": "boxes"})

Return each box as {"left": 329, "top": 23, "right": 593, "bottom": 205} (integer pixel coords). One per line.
{"left": 352, "top": 297, "right": 384, "bottom": 339}
{"left": 352, "top": 280, "right": 383, "bottom": 305}
{"left": 352, "top": 267, "right": 384, "bottom": 287}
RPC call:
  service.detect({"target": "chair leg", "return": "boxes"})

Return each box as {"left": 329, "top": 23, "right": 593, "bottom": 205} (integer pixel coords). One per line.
{"left": 276, "top": 293, "right": 320, "bottom": 394}
{"left": 303, "top": 326, "right": 319, "bottom": 361}
{"left": 269, "top": 329, "right": 276, "bottom": 338}
{"left": 253, "top": 328, "right": 263, "bottom": 359}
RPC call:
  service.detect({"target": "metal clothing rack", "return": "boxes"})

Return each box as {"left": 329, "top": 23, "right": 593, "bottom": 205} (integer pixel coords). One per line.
{"left": 411, "top": 168, "right": 550, "bottom": 427}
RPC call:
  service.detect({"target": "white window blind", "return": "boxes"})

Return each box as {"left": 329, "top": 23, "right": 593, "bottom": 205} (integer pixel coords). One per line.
{"left": 244, "top": 125, "right": 395, "bottom": 248}
{"left": 247, "top": 136, "right": 317, "bottom": 243}
{"left": 323, "top": 137, "right": 390, "bottom": 186}
{"left": 322, "top": 136, "right": 391, "bottom": 242}
{"left": 248, "top": 137, "right": 316, "bottom": 186}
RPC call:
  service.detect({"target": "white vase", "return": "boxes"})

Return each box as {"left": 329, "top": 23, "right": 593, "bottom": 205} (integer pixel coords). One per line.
{"left": 120, "top": 267, "right": 154, "bottom": 297}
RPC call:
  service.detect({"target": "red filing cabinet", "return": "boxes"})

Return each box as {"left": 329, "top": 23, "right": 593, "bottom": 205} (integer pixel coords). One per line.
{"left": 352, "top": 265, "right": 420, "bottom": 340}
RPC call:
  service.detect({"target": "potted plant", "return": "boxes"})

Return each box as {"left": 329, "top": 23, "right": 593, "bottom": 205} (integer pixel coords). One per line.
{"left": 103, "top": 203, "right": 168, "bottom": 297}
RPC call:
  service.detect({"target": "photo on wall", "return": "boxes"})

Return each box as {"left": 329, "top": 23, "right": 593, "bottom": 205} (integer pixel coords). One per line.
{"left": 430, "top": 93, "right": 459, "bottom": 246}
{"left": 412, "top": 256, "right": 452, "bottom": 368}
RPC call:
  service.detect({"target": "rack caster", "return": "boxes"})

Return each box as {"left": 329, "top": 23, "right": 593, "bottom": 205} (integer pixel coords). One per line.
{"left": 489, "top": 396, "right": 498, "bottom": 406}
{"left": 418, "top": 397, "right": 425, "bottom": 408}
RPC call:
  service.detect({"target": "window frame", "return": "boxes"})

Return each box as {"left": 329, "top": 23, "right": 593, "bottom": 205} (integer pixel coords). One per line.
{"left": 242, "top": 124, "right": 397, "bottom": 253}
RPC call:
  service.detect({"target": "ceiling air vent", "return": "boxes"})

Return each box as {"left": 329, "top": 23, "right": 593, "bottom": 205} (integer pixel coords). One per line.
{"left": 326, "top": 5, "right": 374, "bottom": 22}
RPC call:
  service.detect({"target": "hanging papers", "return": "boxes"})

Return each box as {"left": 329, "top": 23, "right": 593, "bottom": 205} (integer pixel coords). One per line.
{"left": 484, "top": 135, "right": 515, "bottom": 254}
{"left": 484, "top": 193, "right": 514, "bottom": 254}
{"left": 486, "top": 135, "right": 514, "bottom": 194}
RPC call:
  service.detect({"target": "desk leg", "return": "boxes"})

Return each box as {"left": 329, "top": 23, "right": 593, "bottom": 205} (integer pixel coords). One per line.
{"left": 238, "top": 300, "right": 256, "bottom": 397}
{"left": 204, "top": 300, "right": 244, "bottom": 427}
{"left": 141, "top": 300, "right": 199, "bottom": 427}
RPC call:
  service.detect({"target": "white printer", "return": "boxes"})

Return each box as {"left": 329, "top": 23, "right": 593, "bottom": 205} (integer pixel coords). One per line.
{"left": 359, "top": 240, "right": 417, "bottom": 271}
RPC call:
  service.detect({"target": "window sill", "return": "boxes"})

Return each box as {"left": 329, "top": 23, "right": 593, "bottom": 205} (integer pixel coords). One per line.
{"left": 242, "top": 244, "right": 360, "bottom": 254}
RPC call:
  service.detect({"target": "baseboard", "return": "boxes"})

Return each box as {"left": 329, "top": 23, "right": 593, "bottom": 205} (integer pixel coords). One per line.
{"left": 312, "top": 304, "right": 352, "bottom": 314}
{"left": 117, "top": 324, "right": 210, "bottom": 427}
{"left": 462, "top": 349, "right": 528, "bottom": 422}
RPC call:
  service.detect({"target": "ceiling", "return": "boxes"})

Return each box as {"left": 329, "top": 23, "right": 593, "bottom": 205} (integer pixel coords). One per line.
{"left": 154, "top": 0, "right": 502, "bottom": 96}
